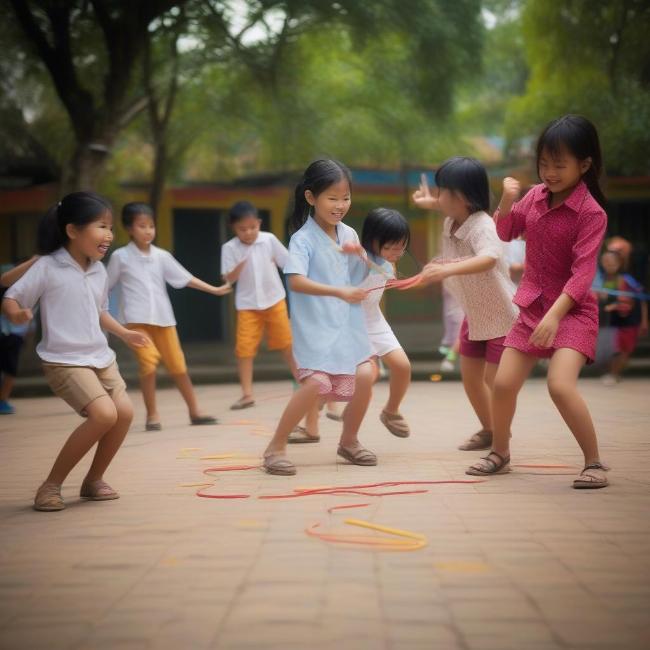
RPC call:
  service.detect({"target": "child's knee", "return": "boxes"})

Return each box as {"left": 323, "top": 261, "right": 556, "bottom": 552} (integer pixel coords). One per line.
{"left": 114, "top": 394, "right": 134, "bottom": 423}
{"left": 547, "top": 377, "right": 571, "bottom": 403}
{"left": 87, "top": 398, "right": 118, "bottom": 428}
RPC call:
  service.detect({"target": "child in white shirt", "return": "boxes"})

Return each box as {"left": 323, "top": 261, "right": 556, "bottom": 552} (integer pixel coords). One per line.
{"left": 2, "top": 192, "right": 149, "bottom": 511}
{"left": 221, "top": 201, "right": 296, "bottom": 410}
{"left": 107, "top": 202, "right": 230, "bottom": 431}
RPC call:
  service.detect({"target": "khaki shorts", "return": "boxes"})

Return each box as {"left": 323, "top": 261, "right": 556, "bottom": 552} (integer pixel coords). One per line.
{"left": 42, "top": 361, "right": 127, "bottom": 416}
{"left": 126, "top": 324, "right": 187, "bottom": 377}
{"left": 236, "top": 299, "right": 292, "bottom": 358}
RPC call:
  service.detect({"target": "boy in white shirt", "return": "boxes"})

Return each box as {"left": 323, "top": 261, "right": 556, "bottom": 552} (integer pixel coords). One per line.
{"left": 221, "top": 201, "right": 296, "bottom": 409}
{"left": 108, "top": 203, "right": 231, "bottom": 431}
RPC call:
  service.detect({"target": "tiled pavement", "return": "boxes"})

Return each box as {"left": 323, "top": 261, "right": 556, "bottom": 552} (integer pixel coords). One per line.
{"left": 1, "top": 378, "right": 649, "bottom": 650}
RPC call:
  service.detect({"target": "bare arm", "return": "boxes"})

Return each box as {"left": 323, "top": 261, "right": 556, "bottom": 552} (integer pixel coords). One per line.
{"left": 288, "top": 274, "right": 366, "bottom": 303}
{"left": 1, "top": 297, "right": 33, "bottom": 324}
{"left": 420, "top": 255, "right": 496, "bottom": 285}
{"left": 99, "top": 312, "right": 150, "bottom": 347}
{"left": 0, "top": 256, "right": 39, "bottom": 287}
{"left": 187, "top": 277, "right": 232, "bottom": 296}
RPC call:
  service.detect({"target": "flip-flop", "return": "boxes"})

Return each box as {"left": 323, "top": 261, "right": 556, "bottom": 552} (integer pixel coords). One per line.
{"left": 466, "top": 450, "right": 511, "bottom": 476}
{"left": 573, "top": 462, "right": 609, "bottom": 489}
{"left": 380, "top": 410, "right": 410, "bottom": 438}
{"left": 80, "top": 480, "right": 120, "bottom": 501}
{"left": 288, "top": 426, "right": 320, "bottom": 444}
{"left": 190, "top": 416, "right": 218, "bottom": 425}
{"left": 337, "top": 444, "right": 377, "bottom": 466}
{"left": 263, "top": 452, "right": 296, "bottom": 476}
{"left": 230, "top": 397, "right": 255, "bottom": 411}
{"left": 458, "top": 429, "right": 492, "bottom": 451}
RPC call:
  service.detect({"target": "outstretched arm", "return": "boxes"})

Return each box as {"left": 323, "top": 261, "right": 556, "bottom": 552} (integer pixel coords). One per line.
{"left": 99, "top": 311, "right": 150, "bottom": 348}
{"left": 0, "top": 256, "right": 40, "bottom": 287}
{"left": 187, "top": 277, "right": 232, "bottom": 296}
{"left": 288, "top": 274, "right": 366, "bottom": 304}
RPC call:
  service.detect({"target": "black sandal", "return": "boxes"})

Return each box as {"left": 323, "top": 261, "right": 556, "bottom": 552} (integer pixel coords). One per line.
{"left": 466, "top": 450, "right": 511, "bottom": 476}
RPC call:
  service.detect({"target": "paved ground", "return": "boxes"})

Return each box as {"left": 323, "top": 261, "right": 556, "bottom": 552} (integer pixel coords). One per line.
{"left": 1, "top": 377, "right": 649, "bottom": 650}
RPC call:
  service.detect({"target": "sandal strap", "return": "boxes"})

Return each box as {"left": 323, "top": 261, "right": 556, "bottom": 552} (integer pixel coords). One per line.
{"left": 583, "top": 462, "right": 605, "bottom": 472}
{"left": 480, "top": 450, "right": 508, "bottom": 470}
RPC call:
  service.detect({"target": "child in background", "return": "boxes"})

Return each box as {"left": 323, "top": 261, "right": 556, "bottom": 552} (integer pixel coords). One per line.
{"left": 468, "top": 114, "right": 609, "bottom": 488}
{"left": 263, "top": 159, "right": 375, "bottom": 474}
{"left": 108, "top": 202, "right": 230, "bottom": 431}
{"left": 221, "top": 201, "right": 297, "bottom": 410}
{"left": 596, "top": 249, "right": 647, "bottom": 385}
{"left": 414, "top": 157, "right": 518, "bottom": 452}
{"left": 2, "top": 192, "right": 149, "bottom": 511}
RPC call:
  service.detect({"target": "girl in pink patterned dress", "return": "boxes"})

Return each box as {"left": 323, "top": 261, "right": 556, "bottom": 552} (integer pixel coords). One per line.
{"left": 467, "top": 115, "right": 609, "bottom": 489}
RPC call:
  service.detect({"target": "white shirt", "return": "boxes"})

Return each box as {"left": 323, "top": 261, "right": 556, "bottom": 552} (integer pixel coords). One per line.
{"left": 5, "top": 248, "right": 115, "bottom": 367}
{"left": 107, "top": 242, "right": 192, "bottom": 327}
{"left": 221, "top": 231, "right": 288, "bottom": 310}
{"left": 442, "top": 211, "right": 518, "bottom": 341}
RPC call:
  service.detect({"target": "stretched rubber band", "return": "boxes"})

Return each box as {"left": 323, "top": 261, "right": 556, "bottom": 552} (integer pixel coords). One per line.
{"left": 327, "top": 503, "right": 370, "bottom": 513}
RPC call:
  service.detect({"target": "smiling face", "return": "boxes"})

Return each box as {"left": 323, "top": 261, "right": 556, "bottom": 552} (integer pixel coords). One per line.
{"left": 378, "top": 240, "right": 407, "bottom": 263}
{"left": 127, "top": 213, "right": 156, "bottom": 249}
{"left": 66, "top": 210, "right": 114, "bottom": 263}
{"left": 306, "top": 177, "right": 352, "bottom": 230}
{"left": 233, "top": 214, "right": 261, "bottom": 245}
{"left": 538, "top": 145, "right": 591, "bottom": 197}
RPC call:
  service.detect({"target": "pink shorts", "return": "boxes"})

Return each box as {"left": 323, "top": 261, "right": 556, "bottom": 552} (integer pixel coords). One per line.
{"left": 297, "top": 369, "right": 356, "bottom": 402}
{"left": 459, "top": 319, "right": 506, "bottom": 365}
{"left": 616, "top": 326, "right": 639, "bottom": 355}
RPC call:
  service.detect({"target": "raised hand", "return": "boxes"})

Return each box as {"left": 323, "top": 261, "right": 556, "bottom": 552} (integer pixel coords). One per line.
{"left": 502, "top": 177, "right": 521, "bottom": 203}
{"left": 412, "top": 174, "right": 439, "bottom": 211}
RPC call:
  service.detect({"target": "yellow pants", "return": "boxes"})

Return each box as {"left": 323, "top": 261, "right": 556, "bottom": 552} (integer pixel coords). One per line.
{"left": 235, "top": 300, "right": 292, "bottom": 358}
{"left": 127, "top": 324, "right": 187, "bottom": 377}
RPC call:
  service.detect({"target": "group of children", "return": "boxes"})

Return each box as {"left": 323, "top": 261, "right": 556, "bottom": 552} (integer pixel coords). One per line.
{"left": 1, "top": 113, "right": 621, "bottom": 511}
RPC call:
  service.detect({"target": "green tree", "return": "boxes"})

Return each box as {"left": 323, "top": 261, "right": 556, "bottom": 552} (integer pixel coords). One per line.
{"left": 505, "top": 0, "right": 650, "bottom": 175}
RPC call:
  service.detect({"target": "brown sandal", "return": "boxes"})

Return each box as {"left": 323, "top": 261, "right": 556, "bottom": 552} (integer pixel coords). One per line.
{"left": 337, "top": 444, "right": 377, "bottom": 466}
{"left": 458, "top": 429, "right": 492, "bottom": 451}
{"left": 573, "top": 462, "right": 609, "bottom": 489}
{"left": 466, "top": 451, "right": 511, "bottom": 476}
{"left": 80, "top": 480, "right": 120, "bottom": 501}
{"left": 263, "top": 452, "right": 297, "bottom": 476}
{"left": 288, "top": 426, "right": 320, "bottom": 444}
{"left": 380, "top": 410, "right": 410, "bottom": 438}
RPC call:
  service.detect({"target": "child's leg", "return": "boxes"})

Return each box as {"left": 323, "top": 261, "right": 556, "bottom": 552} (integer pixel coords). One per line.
{"left": 280, "top": 346, "right": 298, "bottom": 381}
{"left": 460, "top": 355, "right": 491, "bottom": 431}
{"left": 0, "top": 373, "right": 15, "bottom": 401}
{"left": 490, "top": 348, "right": 538, "bottom": 456}
{"left": 171, "top": 372, "right": 210, "bottom": 420}
{"left": 236, "top": 357, "right": 255, "bottom": 399}
{"left": 547, "top": 348, "right": 600, "bottom": 464}
{"left": 83, "top": 391, "right": 134, "bottom": 485}
{"left": 382, "top": 348, "right": 411, "bottom": 414}
{"left": 609, "top": 352, "right": 631, "bottom": 379}
{"left": 139, "top": 372, "right": 159, "bottom": 423}
{"left": 265, "top": 379, "right": 321, "bottom": 455}
{"left": 340, "top": 361, "right": 374, "bottom": 449}
{"left": 45, "top": 395, "right": 118, "bottom": 485}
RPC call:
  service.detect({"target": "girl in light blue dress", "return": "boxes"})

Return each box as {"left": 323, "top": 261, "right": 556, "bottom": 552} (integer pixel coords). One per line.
{"left": 263, "top": 159, "right": 375, "bottom": 475}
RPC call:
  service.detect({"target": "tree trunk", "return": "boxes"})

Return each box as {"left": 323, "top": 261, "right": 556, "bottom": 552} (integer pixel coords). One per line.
{"left": 149, "top": 138, "right": 167, "bottom": 215}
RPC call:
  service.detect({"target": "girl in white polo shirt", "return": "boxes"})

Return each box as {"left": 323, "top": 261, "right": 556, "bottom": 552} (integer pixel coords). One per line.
{"left": 2, "top": 192, "right": 149, "bottom": 511}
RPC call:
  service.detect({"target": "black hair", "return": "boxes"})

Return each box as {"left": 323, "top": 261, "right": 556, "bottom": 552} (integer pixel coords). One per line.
{"left": 435, "top": 157, "right": 490, "bottom": 214}
{"left": 229, "top": 201, "right": 259, "bottom": 225}
{"left": 290, "top": 159, "right": 351, "bottom": 233}
{"left": 361, "top": 208, "right": 410, "bottom": 256}
{"left": 121, "top": 202, "right": 154, "bottom": 229}
{"left": 37, "top": 191, "right": 112, "bottom": 255}
{"left": 536, "top": 114, "right": 606, "bottom": 208}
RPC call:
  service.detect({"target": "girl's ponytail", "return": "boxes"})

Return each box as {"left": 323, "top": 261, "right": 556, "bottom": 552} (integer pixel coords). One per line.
{"left": 289, "top": 159, "right": 352, "bottom": 234}
{"left": 36, "top": 191, "right": 112, "bottom": 255}
{"left": 291, "top": 180, "right": 310, "bottom": 234}
{"left": 37, "top": 203, "right": 65, "bottom": 255}
{"left": 582, "top": 162, "right": 607, "bottom": 210}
